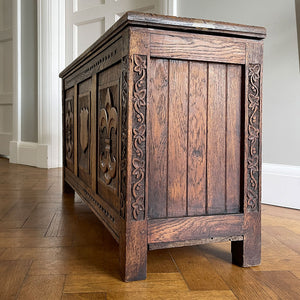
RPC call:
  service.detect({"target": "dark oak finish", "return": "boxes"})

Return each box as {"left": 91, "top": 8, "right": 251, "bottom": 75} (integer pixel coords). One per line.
{"left": 60, "top": 12, "right": 265, "bottom": 281}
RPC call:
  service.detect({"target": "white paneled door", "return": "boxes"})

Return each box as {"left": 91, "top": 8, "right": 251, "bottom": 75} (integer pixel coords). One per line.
{"left": 0, "top": 0, "right": 13, "bottom": 156}
{"left": 65, "top": 0, "right": 167, "bottom": 64}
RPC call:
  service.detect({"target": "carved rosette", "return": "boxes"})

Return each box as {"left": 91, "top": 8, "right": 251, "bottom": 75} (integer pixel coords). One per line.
{"left": 120, "top": 56, "right": 128, "bottom": 219}
{"left": 131, "top": 55, "right": 147, "bottom": 221}
{"left": 65, "top": 99, "right": 73, "bottom": 160}
{"left": 247, "top": 64, "right": 261, "bottom": 211}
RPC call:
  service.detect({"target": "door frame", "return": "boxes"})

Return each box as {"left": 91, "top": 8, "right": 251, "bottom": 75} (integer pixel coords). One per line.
{"left": 10, "top": 0, "right": 177, "bottom": 168}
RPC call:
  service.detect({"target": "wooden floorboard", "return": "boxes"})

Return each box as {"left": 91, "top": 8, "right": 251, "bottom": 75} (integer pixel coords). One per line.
{"left": 0, "top": 157, "right": 299, "bottom": 299}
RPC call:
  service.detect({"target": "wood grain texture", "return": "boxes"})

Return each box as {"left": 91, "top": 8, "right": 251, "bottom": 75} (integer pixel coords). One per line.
{"left": 77, "top": 87, "right": 91, "bottom": 185}
{"left": 148, "top": 214, "right": 244, "bottom": 244}
{"left": 64, "top": 273, "right": 188, "bottom": 293}
{"left": 62, "top": 293, "right": 107, "bottom": 300}
{"left": 97, "top": 64, "right": 121, "bottom": 210}
{"left": 60, "top": 11, "right": 265, "bottom": 78}
{"left": 231, "top": 41, "right": 263, "bottom": 268}
{"left": 74, "top": 84, "right": 78, "bottom": 176}
{"left": 0, "top": 260, "right": 31, "bottom": 300}
{"left": 251, "top": 271, "right": 300, "bottom": 299}
{"left": 64, "top": 88, "right": 74, "bottom": 173}
{"left": 60, "top": 13, "right": 265, "bottom": 281}
{"left": 149, "top": 236, "right": 243, "bottom": 250}
{"left": 91, "top": 74, "right": 97, "bottom": 192}
{"left": 151, "top": 33, "right": 246, "bottom": 64}
{"left": 226, "top": 65, "right": 242, "bottom": 213}
{"left": 148, "top": 59, "right": 168, "bottom": 218}
{"left": 170, "top": 246, "right": 229, "bottom": 290}
{"left": 188, "top": 61, "right": 207, "bottom": 216}
{"left": 118, "top": 34, "right": 149, "bottom": 281}
{"left": 0, "top": 159, "right": 300, "bottom": 298}
{"left": 107, "top": 290, "right": 236, "bottom": 300}
{"left": 18, "top": 275, "right": 65, "bottom": 300}
{"left": 202, "top": 245, "right": 280, "bottom": 300}
{"left": 168, "top": 60, "right": 188, "bottom": 217}
{"left": 147, "top": 249, "right": 178, "bottom": 273}
{"left": 207, "top": 63, "right": 226, "bottom": 215}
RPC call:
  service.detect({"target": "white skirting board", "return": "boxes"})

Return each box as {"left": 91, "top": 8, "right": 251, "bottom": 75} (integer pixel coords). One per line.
{"left": 262, "top": 163, "right": 300, "bottom": 210}
{"left": 9, "top": 141, "right": 48, "bottom": 168}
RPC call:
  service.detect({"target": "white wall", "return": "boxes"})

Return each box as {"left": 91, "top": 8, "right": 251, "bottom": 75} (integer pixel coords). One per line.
{"left": 177, "top": 0, "right": 300, "bottom": 209}
{"left": 21, "top": 0, "right": 37, "bottom": 142}
{"left": 178, "top": 0, "right": 300, "bottom": 167}
{"left": 0, "top": 0, "right": 13, "bottom": 156}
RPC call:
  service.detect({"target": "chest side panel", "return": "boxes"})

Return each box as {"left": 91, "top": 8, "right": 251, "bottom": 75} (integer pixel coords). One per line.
{"left": 148, "top": 34, "right": 244, "bottom": 218}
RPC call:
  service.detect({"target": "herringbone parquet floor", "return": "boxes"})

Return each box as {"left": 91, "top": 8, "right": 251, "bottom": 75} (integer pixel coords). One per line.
{"left": 0, "top": 157, "right": 300, "bottom": 299}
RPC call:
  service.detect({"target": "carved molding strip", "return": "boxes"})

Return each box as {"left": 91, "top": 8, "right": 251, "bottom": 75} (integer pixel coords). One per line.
{"left": 65, "top": 38, "right": 122, "bottom": 89}
{"left": 131, "top": 55, "right": 147, "bottom": 221}
{"left": 120, "top": 56, "right": 128, "bottom": 219}
{"left": 247, "top": 64, "right": 261, "bottom": 211}
{"left": 83, "top": 189, "right": 115, "bottom": 223}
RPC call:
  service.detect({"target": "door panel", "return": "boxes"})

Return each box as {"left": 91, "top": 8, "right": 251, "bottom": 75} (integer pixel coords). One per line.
{"left": 65, "top": 0, "right": 164, "bottom": 64}
{"left": 0, "top": 0, "right": 13, "bottom": 156}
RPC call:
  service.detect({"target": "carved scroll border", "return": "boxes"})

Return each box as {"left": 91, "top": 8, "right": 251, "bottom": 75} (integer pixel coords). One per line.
{"left": 120, "top": 56, "right": 128, "bottom": 219}
{"left": 131, "top": 55, "right": 147, "bottom": 221}
{"left": 247, "top": 64, "right": 261, "bottom": 211}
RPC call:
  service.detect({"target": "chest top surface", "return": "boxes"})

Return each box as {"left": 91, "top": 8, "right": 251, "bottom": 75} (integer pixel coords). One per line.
{"left": 59, "top": 11, "right": 266, "bottom": 78}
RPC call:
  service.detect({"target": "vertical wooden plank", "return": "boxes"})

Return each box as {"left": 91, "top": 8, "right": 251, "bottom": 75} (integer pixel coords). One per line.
{"left": 74, "top": 84, "right": 78, "bottom": 176}
{"left": 188, "top": 62, "right": 207, "bottom": 216}
{"left": 226, "top": 65, "right": 242, "bottom": 213}
{"left": 91, "top": 74, "right": 97, "bottom": 192}
{"left": 207, "top": 63, "right": 226, "bottom": 215}
{"left": 148, "top": 59, "right": 168, "bottom": 218}
{"left": 168, "top": 60, "right": 188, "bottom": 217}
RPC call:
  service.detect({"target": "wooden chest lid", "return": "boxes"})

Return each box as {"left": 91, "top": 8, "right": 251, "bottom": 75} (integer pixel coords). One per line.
{"left": 125, "top": 11, "right": 266, "bottom": 39}
{"left": 60, "top": 11, "right": 266, "bottom": 78}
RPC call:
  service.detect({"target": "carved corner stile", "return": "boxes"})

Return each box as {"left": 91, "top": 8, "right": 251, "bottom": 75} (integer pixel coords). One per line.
{"left": 247, "top": 64, "right": 261, "bottom": 212}
{"left": 131, "top": 54, "right": 147, "bottom": 221}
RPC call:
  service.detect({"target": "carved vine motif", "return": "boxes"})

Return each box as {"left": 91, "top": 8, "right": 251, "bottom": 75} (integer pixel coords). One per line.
{"left": 65, "top": 99, "right": 73, "bottom": 159}
{"left": 120, "top": 56, "right": 128, "bottom": 219}
{"left": 131, "top": 55, "right": 147, "bottom": 221}
{"left": 80, "top": 107, "right": 89, "bottom": 153}
{"left": 99, "top": 88, "right": 118, "bottom": 185}
{"left": 247, "top": 64, "right": 261, "bottom": 211}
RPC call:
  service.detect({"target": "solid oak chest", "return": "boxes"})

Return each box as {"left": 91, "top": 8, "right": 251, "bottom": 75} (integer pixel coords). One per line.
{"left": 59, "top": 12, "right": 266, "bottom": 282}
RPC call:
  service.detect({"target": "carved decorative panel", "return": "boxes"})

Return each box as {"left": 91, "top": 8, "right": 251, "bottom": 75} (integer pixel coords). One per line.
{"left": 98, "top": 84, "right": 119, "bottom": 192}
{"left": 78, "top": 92, "right": 91, "bottom": 183}
{"left": 247, "top": 64, "right": 261, "bottom": 212}
{"left": 65, "top": 97, "right": 74, "bottom": 171}
{"left": 120, "top": 56, "right": 128, "bottom": 219}
{"left": 131, "top": 55, "right": 147, "bottom": 221}
{"left": 99, "top": 88, "right": 118, "bottom": 184}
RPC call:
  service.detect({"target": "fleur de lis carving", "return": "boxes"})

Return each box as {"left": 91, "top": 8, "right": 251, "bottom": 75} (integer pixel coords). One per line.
{"left": 99, "top": 88, "right": 118, "bottom": 185}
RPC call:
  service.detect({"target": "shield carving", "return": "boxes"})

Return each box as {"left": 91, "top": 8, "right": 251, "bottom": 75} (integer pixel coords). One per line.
{"left": 80, "top": 107, "right": 89, "bottom": 153}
